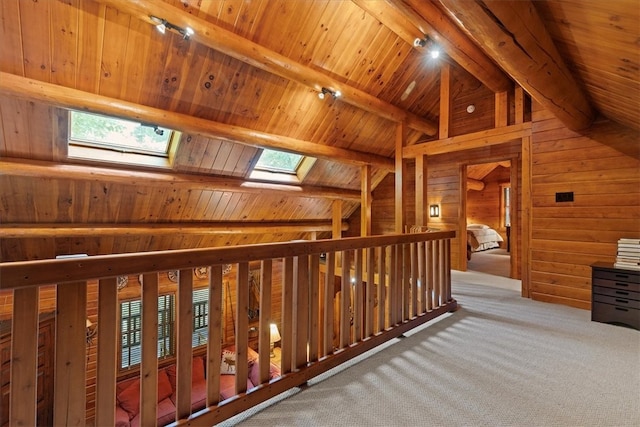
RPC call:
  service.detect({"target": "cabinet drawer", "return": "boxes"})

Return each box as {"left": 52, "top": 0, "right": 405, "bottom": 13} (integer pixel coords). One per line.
{"left": 593, "top": 285, "right": 640, "bottom": 302}
{"left": 593, "top": 292, "right": 640, "bottom": 309}
{"left": 591, "top": 302, "right": 640, "bottom": 330}
{"left": 592, "top": 277, "right": 640, "bottom": 293}
{"left": 592, "top": 268, "right": 640, "bottom": 285}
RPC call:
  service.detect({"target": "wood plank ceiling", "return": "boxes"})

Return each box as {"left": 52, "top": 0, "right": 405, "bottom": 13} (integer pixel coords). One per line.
{"left": 0, "top": 0, "right": 637, "bottom": 261}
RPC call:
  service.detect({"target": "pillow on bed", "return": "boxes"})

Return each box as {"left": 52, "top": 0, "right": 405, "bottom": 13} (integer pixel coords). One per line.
{"left": 467, "top": 224, "right": 489, "bottom": 230}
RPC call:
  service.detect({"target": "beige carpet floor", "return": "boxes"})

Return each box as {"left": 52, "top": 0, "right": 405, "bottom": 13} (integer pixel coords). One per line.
{"left": 220, "top": 270, "right": 640, "bottom": 427}
{"left": 468, "top": 248, "right": 511, "bottom": 278}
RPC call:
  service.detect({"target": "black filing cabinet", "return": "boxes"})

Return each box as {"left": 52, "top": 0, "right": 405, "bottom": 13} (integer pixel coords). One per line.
{"left": 591, "top": 262, "right": 640, "bottom": 330}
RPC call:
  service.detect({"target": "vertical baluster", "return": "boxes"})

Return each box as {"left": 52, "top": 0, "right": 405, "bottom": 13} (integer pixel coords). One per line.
{"left": 353, "top": 249, "right": 363, "bottom": 342}
{"left": 309, "top": 254, "right": 320, "bottom": 363}
{"left": 388, "top": 245, "right": 398, "bottom": 326}
{"left": 207, "top": 265, "right": 223, "bottom": 406}
{"left": 438, "top": 239, "right": 446, "bottom": 306}
{"left": 418, "top": 241, "right": 426, "bottom": 314}
{"left": 445, "top": 239, "right": 452, "bottom": 302}
{"left": 140, "top": 273, "right": 159, "bottom": 427}
{"left": 235, "top": 263, "right": 249, "bottom": 395}
{"left": 258, "top": 260, "right": 273, "bottom": 384}
{"left": 410, "top": 242, "right": 418, "bottom": 318}
{"left": 365, "top": 247, "right": 375, "bottom": 338}
{"left": 402, "top": 244, "right": 410, "bottom": 321}
{"left": 176, "top": 269, "right": 193, "bottom": 419}
{"left": 377, "top": 246, "right": 387, "bottom": 332}
{"left": 322, "top": 252, "right": 335, "bottom": 356}
{"left": 339, "top": 250, "right": 352, "bottom": 349}
{"left": 293, "top": 255, "right": 309, "bottom": 369}
{"left": 393, "top": 245, "right": 404, "bottom": 325}
{"left": 281, "top": 257, "right": 294, "bottom": 374}
{"left": 432, "top": 240, "right": 440, "bottom": 308}
{"left": 54, "top": 281, "right": 87, "bottom": 426}
{"left": 95, "top": 277, "right": 118, "bottom": 426}
{"left": 427, "top": 240, "right": 435, "bottom": 310}
{"left": 10, "top": 287, "right": 39, "bottom": 426}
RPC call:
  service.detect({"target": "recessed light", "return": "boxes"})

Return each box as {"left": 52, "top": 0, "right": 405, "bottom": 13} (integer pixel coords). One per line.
{"left": 466, "top": 104, "right": 476, "bottom": 114}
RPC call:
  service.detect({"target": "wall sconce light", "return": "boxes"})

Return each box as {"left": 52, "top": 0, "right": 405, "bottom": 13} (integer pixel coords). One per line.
{"left": 413, "top": 34, "right": 441, "bottom": 59}
{"left": 150, "top": 16, "right": 194, "bottom": 40}
{"left": 86, "top": 318, "right": 97, "bottom": 345}
{"left": 318, "top": 87, "right": 341, "bottom": 100}
{"left": 429, "top": 204, "right": 440, "bottom": 218}
{"left": 269, "top": 323, "right": 281, "bottom": 358}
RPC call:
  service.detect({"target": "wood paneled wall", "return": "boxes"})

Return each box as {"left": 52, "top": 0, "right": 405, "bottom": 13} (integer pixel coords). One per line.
{"left": 529, "top": 102, "right": 640, "bottom": 309}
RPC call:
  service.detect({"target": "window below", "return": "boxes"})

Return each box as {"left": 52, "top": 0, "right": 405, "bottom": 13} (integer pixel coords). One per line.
{"left": 249, "top": 148, "right": 315, "bottom": 183}
{"left": 119, "top": 288, "right": 210, "bottom": 370}
{"left": 500, "top": 183, "right": 511, "bottom": 227}
{"left": 68, "top": 111, "right": 179, "bottom": 168}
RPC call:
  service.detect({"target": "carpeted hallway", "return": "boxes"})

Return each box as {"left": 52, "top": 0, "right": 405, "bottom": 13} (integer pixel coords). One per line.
{"left": 221, "top": 271, "right": 640, "bottom": 427}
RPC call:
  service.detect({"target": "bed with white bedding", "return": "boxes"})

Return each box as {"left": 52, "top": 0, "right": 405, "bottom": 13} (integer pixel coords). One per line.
{"left": 467, "top": 224, "right": 504, "bottom": 252}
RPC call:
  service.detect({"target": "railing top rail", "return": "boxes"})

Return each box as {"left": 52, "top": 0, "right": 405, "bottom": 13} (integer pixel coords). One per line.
{"left": 0, "top": 231, "right": 455, "bottom": 290}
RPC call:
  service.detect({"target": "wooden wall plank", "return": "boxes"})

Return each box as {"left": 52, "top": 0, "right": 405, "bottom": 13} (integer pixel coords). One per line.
{"left": 0, "top": 0, "right": 24, "bottom": 76}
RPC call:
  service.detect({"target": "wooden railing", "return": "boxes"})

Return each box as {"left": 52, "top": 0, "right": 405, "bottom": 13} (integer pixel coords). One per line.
{"left": 0, "top": 231, "right": 456, "bottom": 426}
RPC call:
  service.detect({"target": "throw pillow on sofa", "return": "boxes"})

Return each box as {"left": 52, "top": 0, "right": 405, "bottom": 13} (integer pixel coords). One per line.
{"left": 166, "top": 356, "right": 206, "bottom": 389}
{"left": 221, "top": 349, "right": 236, "bottom": 374}
{"left": 117, "top": 370, "right": 173, "bottom": 420}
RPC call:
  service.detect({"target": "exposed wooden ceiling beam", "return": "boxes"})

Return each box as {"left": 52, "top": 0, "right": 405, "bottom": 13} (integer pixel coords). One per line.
{"left": 467, "top": 179, "right": 485, "bottom": 191}
{"left": 0, "top": 159, "right": 362, "bottom": 201}
{"left": 95, "top": 0, "right": 438, "bottom": 136}
{"left": 437, "top": 0, "right": 595, "bottom": 131}
{"left": 403, "top": 123, "right": 531, "bottom": 157}
{"left": 0, "top": 221, "right": 347, "bottom": 238}
{"left": 359, "top": 0, "right": 511, "bottom": 93}
{"left": 0, "top": 72, "right": 394, "bottom": 171}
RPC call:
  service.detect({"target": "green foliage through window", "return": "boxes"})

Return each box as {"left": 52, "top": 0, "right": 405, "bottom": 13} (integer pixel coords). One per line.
{"left": 70, "top": 111, "right": 172, "bottom": 155}
{"left": 255, "top": 149, "right": 303, "bottom": 173}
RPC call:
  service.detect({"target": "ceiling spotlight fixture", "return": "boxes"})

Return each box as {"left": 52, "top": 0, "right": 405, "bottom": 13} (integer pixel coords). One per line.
{"left": 150, "top": 15, "right": 194, "bottom": 40}
{"left": 319, "top": 87, "right": 341, "bottom": 100}
{"left": 413, "top": 37, "right": 427, "bottom": 48}
{"left": 413, "top": 34, "right": 441, "bottom": 59}
{"left": 466, "top": 104, "right": 476, "bottom": 114}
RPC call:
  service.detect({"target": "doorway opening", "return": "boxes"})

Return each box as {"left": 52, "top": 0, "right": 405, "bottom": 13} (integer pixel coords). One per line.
{"left": 464, "top": 160, "right": 513, "bottom": 279}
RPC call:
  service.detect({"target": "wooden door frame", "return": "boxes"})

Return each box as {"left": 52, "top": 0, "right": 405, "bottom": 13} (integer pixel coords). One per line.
{"left": 459, "top": 157, "right": 521, "bottom": 282}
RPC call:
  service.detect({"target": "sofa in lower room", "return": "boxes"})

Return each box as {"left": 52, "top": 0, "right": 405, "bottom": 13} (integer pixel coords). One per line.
{"left": 115, "top": 346, "right": 281, "bottom": 427}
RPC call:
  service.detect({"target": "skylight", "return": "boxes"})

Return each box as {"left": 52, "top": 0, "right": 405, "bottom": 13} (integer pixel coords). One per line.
{"left": 249, "top": 148, "right": 315, "bottom": 183}
{"left": 68, "top": 111, "right": 179, "bottom": 168}
{"left": 254, "top": 149, "right": 303, "bottom": 173}
{"left": 70, "top": 111, "right": 172, "bottom": 156}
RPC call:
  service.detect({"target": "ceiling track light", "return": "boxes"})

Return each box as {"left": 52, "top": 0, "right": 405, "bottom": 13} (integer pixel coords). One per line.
{"left": 150, "top": 16, "right": 194, "bottom": 40}
{"left": 413, "top": 34, "right": 441, "bottom": 59}
{"left": 318, "top": 87, "right": 341, "bottom": 100}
